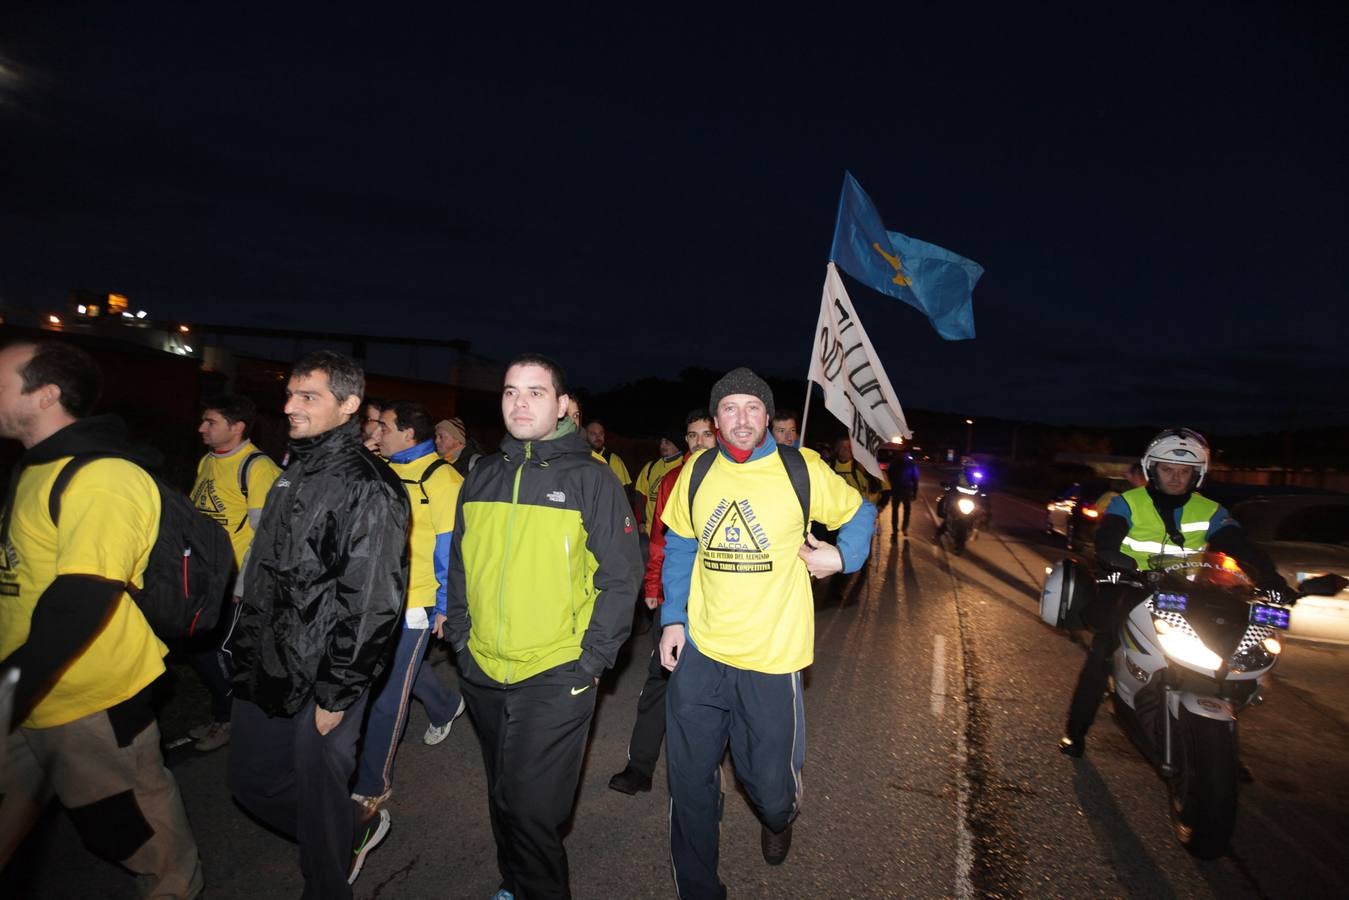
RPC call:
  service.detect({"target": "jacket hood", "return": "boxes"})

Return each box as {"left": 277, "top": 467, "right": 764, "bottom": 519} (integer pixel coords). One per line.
{"left": 499, "top": 428, "right": 592, "bottom": 464}
{"left": 21, "top": 414, "right": 164, "bottom": 469}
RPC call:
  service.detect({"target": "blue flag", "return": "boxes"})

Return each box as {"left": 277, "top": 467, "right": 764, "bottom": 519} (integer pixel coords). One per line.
{"left": 829, "top": 171, "right": 983, "bottom": 340}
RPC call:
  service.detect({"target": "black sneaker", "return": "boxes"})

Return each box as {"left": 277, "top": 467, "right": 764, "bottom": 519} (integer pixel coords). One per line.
{"left": 761, "top": 822, "right": 793, "bottom": 865}
{"left": 608, "top": 765, "right": 653, "bottom": 795}
{"left": 349, "top": 807, "right": 391, "bottom": 885}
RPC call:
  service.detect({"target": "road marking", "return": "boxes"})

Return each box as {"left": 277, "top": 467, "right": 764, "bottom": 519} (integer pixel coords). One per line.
{"left": 931, "top": 634, "right": 947, "bottom": 717}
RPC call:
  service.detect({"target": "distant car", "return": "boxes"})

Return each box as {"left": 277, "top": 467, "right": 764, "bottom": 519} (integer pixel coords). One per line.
{"left": 1231, "top": 494, "right": 1349, "bottom": 644}
{"left": 1045, "top": 479, "right": 1118, "bottom": 551}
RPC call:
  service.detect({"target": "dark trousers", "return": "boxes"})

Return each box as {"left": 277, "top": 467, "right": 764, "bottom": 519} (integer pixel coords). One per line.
{"left": 353, "top": 622, "right": 461, "bottom": 799}
{"left": 186, "top": 645, "right": 233, "bottom": 722}
{"left": 1065, "top": 586, "right": 1134, "bottom": 736}
{"left": 890, "top": 493, "right": 913, "bottom": 534}
{"left": 229, "top": 693, "right": 369, "bottom": 900}
{"left": 461, "top": 658, "right": 598, "bottom": 900}
{"left": 184, "top": 602, "right": 243, "bottom": 723}
{"left": 666, "top": 642, "right": 805, "bottom": 900}
{"left": 623, "top": 625, "right": 669, "bottom": 777}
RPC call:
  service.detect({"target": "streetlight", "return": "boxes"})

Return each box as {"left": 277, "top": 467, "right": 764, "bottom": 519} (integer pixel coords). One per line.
{"left": 964, "top": 419, "right": 974, "bottom": 456}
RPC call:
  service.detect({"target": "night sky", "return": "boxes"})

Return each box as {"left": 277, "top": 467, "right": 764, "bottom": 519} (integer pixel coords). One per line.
{"left": 2, "top": 5, "right": 1345, "bottom": 434}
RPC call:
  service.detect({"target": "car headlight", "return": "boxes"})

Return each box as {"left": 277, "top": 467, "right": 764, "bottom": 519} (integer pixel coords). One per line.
{"left": 1153, "top": 618, "right": 1223, "bottom": 671}
{"left": 957, "top": 498, "right": 976, "bottom": 515}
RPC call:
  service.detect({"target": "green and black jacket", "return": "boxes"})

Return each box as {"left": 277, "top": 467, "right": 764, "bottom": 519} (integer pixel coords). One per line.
{"left": 445, "top": 426, "right": 642, "bottom": 684}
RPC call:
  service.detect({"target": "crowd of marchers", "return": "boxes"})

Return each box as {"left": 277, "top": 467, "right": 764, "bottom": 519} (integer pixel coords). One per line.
{"left": 0, "top": 336, "right": 1305, "bottom": 899}
{"left": 0, "top": 339, "right": 881, "bottom": 900}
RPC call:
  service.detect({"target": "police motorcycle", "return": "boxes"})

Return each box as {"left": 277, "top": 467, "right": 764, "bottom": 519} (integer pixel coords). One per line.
{"left": 1042, "top": 553, "right": 1347, "bottom": 858}
{"left": 937, "top": 462, "right": 989, "bottom": 555}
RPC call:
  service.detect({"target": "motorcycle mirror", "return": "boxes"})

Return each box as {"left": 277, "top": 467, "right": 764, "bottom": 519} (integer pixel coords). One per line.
{"left": 1297, "top": 573, "right": 1349, "bottom": 597}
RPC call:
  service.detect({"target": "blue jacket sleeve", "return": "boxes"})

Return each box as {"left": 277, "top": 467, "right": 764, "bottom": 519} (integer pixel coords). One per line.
{"left": 1205, "top": 505, "right": 1232, "bottom": 541}
{"left": 835, "top": 499, "right": 877, "bottom": 574}
{"left": 660, "top": 532, "right": 698, "bottom": 629}
{"left": 434, "top": 531, "right": 452, "bottom": 617}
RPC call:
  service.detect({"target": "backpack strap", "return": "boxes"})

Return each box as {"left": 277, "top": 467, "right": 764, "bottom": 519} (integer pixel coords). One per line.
{"left": 685, "top": 449, "right": 717, "bottom": 527}
{"left": 400, "top": 457, "right": 448, "bottom": 504}
{"left": 49, "top": 454, "right": 121, "bottom": 523}
{"left": 686, "top": 446, "right": 811, "bottom": 539}
{"left": 777, "top": 446, "right": 812, "bottom": 538}
{"left": 237, "top": 450, "right": 267, "bottom": 501}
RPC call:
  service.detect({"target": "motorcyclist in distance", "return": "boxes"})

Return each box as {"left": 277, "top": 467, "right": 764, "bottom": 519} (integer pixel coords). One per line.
{"left": 935, "top": 457, "right": 989, "bottom": 539}
{"left": 1059, "top": 427, "right": 1294, "bottom": 758}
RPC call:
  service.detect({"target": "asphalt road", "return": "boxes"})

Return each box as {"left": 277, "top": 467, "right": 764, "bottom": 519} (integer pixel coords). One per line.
{"left": 7, "top": 480, "right": 1349, "bottom": 899}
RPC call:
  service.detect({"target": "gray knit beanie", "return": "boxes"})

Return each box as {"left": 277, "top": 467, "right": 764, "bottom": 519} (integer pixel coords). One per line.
{"left": 708, "top": 367, "right": 775, "bottom": 421}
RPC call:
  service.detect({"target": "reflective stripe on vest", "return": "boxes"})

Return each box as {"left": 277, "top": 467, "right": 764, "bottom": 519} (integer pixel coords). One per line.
{"left": 1119, "top": 487, "right": 1220, "bottom": 571}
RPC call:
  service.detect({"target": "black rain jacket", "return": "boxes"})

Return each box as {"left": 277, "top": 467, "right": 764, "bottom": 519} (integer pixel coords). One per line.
{"left": 230, "top": 418, "right": 409, "bottom": 716}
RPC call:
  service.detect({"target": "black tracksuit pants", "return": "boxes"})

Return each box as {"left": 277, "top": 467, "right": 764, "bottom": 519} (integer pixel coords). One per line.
{"left": 460, "top": 657, "right": 599, "bottom": 900}
{"left": 623, "top": 624, "right": 669, "bottom": 776}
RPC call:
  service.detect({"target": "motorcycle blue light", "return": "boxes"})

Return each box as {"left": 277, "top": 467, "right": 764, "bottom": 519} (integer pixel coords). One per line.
{"left": 1155, "top": 593, "right": 1188, "bottom": 612}
{"left": 972, "top": 470, "right": 984, "bottom": 481}
{"left": 1250, "top": 603, "right": 1290, "bottom": 630}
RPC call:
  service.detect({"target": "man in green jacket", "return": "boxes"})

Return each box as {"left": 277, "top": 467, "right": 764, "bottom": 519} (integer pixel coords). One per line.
{"left": 446, "top": 353, "right": 642, "bottom": 900}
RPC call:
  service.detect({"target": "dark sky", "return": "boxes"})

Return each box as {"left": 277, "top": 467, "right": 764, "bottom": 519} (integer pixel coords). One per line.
{"left": 2, "top": 4, "right": 1345, "bottom": 434}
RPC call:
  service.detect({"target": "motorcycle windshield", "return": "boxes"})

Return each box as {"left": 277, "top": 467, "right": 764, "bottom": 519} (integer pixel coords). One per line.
{"left": 1151, "top": 553, "right": 1257, "bottom": 670}
{"left": 1149, "top": 553, "right": 1256, "bottom": 595}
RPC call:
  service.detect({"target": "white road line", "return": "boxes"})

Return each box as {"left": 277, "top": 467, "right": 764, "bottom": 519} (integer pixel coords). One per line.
{"left": 931, "top": 634, "right": 947, "bottom": 717}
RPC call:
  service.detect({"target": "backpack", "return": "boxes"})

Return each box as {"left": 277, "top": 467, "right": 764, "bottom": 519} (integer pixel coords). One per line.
{"left": 48, "top": 454, "right": 235, "bottom": 640}
{"left": 687, "top": 445, "right": 812, "bottom": 538}
{"left": 399, "top": 457, "right": 448, "bottom": 505}
{"left": 237, "top": 450, "right": 268, "bottom": 500}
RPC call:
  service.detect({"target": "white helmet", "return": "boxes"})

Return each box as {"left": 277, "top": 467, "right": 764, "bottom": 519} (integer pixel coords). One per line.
{"left": 1141, "top": 427, "right": 1210, "bottom": 488}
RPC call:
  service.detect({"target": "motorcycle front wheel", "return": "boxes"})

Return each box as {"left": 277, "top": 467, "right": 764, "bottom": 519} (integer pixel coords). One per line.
{"left": 950, "top": 520, "right": 968, "bottom": 555}
{"left": 1168, "top": 709, "right": 1238, "bottom": 859}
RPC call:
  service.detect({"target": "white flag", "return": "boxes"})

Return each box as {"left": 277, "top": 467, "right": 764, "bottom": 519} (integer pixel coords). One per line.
{"left": 807, "top": 263, "right": 911, "bottom": 480}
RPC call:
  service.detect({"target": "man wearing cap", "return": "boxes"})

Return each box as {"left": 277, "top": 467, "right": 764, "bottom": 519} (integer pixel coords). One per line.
{"left": 433, "top": 417, "right": 484, "bottom": 478}
{"left": 659, "top": 367, "right": 876, "bottom": 896}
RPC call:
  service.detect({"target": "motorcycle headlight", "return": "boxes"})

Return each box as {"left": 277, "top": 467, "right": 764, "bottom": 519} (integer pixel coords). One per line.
{"left": 1153, "top": 618, "right": 1223, "bottom": 671}
{"left": 956, "top": 498, "right": 976, "bottom": 515}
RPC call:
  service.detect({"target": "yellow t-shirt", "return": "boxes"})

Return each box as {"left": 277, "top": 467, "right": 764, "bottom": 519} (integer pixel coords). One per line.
{"left": 0, "top": 457, "right": 167, "bottom": 728}
{"left": 191, "top": 441, "right": 282, "bottom": 568}
{"left": 389, "top": 453, "right": 464, "bottom": 607}
{"left": 661, "top": 447, "right": 863, "bottom": 673}
{"left": 603, "top": 450, "right": 632, "bottom": 488}
{"left": 635, "top": 456, "right": 684, "bottom": 533}
{"left": 833, "top": 459, "right": 880, "bottom": 505}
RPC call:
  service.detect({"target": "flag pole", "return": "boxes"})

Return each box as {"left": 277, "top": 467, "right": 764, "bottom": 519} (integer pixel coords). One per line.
{"left": 798, "top": 380, "right": 812, "bottom": 448}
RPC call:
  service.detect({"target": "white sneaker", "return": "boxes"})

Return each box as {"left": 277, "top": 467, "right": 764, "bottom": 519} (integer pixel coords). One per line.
{"left": 423, "top": 697, "right": 467, "bottom": 745}
{"left": 348, "top": 807, "right": 391, "bottom": 885}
